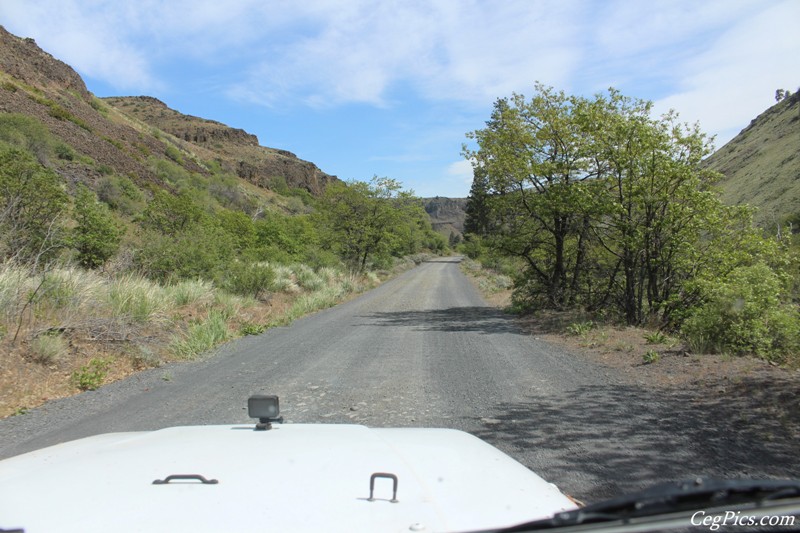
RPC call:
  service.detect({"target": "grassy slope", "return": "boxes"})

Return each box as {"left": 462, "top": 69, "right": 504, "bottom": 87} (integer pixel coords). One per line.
{"left": 706, "top": 92, "right": 800, "bottom": 226}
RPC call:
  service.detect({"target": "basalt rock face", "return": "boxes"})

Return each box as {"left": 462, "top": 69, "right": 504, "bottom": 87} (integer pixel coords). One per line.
{"left": 104, "top": 96, "right": 339, "bottom": 196}
{"left": 0, "top": 28, "right": 90, "bottom": 99}
{"left": 422, "top": 196, "right": 467, "bottom": 238}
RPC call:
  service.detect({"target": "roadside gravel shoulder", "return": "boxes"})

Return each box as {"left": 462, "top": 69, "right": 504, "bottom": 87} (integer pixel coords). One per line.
{"left": 461, "top": 261, "right": 800, "bottom": 501}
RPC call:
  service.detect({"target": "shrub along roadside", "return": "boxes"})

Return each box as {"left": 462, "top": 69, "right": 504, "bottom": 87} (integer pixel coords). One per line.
{"left": 463, "top": 257, "right": 800, "bottom": 368}
{"left": 0, "top": 261, "right": 386, "bottom": 418}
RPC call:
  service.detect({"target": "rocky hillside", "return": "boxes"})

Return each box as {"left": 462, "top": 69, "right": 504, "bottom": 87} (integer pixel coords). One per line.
{"left": 0, "top": 25, "right": 337, "bottom": 197}
{"left": 423, "top": 196, "right": 467, "bottom": 238}
{"left": 104, "top": 96, "right": 338, "bottom": 195}
{"left": 706, "top": 91, "right": 800, "bottom": 226}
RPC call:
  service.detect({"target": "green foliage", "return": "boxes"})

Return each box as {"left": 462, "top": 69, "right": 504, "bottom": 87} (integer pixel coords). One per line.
{"left": 164, "top": 144, "right": 183, "bottom": 163}
{"left": 268, "top": 175, "right": 291, "bottom": 195}
{"left": 54, "top": 143, "right": 76, "bottom": 161}
{"left": 96, "top": 175, "right": 145, "bottom": 215}
{"left": 70, "top": 185, "right": 124, "bottom": 269}
{"left": 133, "top": 224, "right": 234, "bottom": 282}
{"left": 71, "top": 358, "right": 112, "bottom": 391}
{"left": 149, "top": 157, "right": 192, "bottom": 188}
{"left": 209, "top": 175, "right": 257, "bottom": 213}
{"left": 171, "top": 310, "right": 230, "bottom": 359}
{"left": 642, "top": 350, "right": 660, "bottom": 364}
{"left": 254, "top": 212, "right": 330, "bottom": 265}
{"left": 216, "top": 209, "right": 257, "bottom": 253}
{"left": 217, "top": 261, "right": 275, "bottom": 299}
{"left": 0, "top": 113, "right": 56, "bottom": 163}
{"left": 239, "top": 322, "right": 267, "bottom": 336}
{"left": 566, "top": 321, "right": 594, "bottom": 337}
{"left": 459, "top": 234, "right": 486, "bottom": 260}
{"left": 465, "top": 84, "right": 784, "bottom": 335}
{"left": 141, "top": 190, "right": 205, "bottom": 236}
{"left": 643, "top": 331, "right": 669, "bottom": 344}
{"left": 682, "top": 262, "right": 800, "bottom": 362}
{"left": 0, "top": 148, "right": 68, "bottom": 265}
{"left": 464, "top": 166, "right": 492, "bottom": 236}
{"left": 314, "top": 177, "right": 433, "bottom": 272}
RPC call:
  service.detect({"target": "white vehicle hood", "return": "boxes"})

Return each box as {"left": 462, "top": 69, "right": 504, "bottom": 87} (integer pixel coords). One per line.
{"left": 0, "top": 424, "right": 576, "bottom": 532}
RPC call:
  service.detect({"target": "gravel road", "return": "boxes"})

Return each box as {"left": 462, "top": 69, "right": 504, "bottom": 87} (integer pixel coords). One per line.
{"left": 0, "top": 257, "right": 796, "bottom": 502}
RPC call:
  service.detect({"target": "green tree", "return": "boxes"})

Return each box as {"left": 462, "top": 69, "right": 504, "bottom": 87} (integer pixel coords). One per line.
{"left": 0, "top": 148, "right": 68, "bottom": 266}
{"left": 465, "top": 85, "right": 784, "bottom": 329}
{"left": 464, "top": 85, "right": 601, "bottom": 309}
{"left": 314, "top": 177, "right": 423, "bottom": 272}
{"left": 587, "top": 92, "right": 722, "bottom": 324}
{"left": 217, "top": 209, "right": 257, "bottom": 254}
{"left": 141, "top": 190, "right": 204, "bottom": 236}
{"left": 71, "top": 185, "right": 124, "bottom": 269}
{"left": 463, "top": 166, "right": 492, "bottom": 237}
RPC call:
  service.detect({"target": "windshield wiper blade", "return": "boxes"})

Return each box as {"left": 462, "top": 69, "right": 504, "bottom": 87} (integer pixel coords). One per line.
{"left": 500, "top": 478, "right": 800, "bottom": 532}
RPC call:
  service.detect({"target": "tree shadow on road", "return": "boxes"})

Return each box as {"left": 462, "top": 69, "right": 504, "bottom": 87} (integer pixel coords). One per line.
{"left": 363, "top": 306, "right": 523, "bottom": 335}
{"left": 470, "top": 379, "right": 800, "bottom": 503}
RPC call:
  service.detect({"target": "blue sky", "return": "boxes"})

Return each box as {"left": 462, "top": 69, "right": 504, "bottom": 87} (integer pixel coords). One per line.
{"left": 1, "top": 1, "right": 798, "bottom": 197}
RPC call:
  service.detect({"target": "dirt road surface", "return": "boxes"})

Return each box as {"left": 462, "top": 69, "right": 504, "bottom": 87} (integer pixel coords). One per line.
{"left": 1, "top": 257, "right": 796, "bottom": 502}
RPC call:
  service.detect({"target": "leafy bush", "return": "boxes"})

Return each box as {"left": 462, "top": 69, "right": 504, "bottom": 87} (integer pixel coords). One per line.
{"left": 0, "top": 148, "right": 68, "bottom": 265}
{"left": 54, "top": 143, "right": 75, "bottom": 161}
{"left": 459, "top": 235, "right": 485, "bottom": 260}
{"left": 96, "top": 175, "right": 145, "bottom": 215}
{"left": 141, "top": 190, "right": 204, "bottom": 236}
{"left": 134, "top": 224, "right": 234, "bottom": 282}
{"left": 566, "top": 321, "right": 594, "bottom": 337}
{"left": 239, "top": 322, "right": 267, "bottom": 336}
{"left": 0, "top": 113, "right": 55, "bottom": 162}
{"left": 218, "top": 261, "right": 275, "bottom": 299}
{"left": 642, "top": 350, "right": 660, "bottom": 364}
{"left": 643, "top": 331, "right": 668, "bottom": 344}
{"left": 164, "top": 144, "right": 183, "bottom": 163}
{"left": 268, "top": 175, "right": 290, "bottom": 195}
{"left": 216, "top": 209, "right": 257, "bottom": 253}
{"left": 682, "top": 263, "right": 800, "bottom": 362}
{"left": 71, "top": 185, "right": 124, "bottom": 269}
{"left": 71, "top": 358, "right": 112, "bottom": 391}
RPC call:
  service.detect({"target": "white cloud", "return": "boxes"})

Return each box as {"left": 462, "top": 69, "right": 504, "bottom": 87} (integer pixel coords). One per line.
{"left": 652, "top": 0, "right": 800, "bottom": 145}
{"left": 446, "top": 160, "right": 474, "bottom": 186}
{"left": 1, "top": 0, "right": 797, "bottom": 149}
{"left": 0, "top": 1, "right": 158, "bottom": 90}
{"left": 229, "top": 0, "right": 585, "bottom": 108}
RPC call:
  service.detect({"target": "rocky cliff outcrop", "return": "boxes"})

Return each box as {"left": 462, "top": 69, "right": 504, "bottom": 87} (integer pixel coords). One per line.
{"left": 0, "top": 27, "right": 90, "bottom": 99}
{"left": 104, "top": 95, "right": 339, "bottom": 195}
{"left": 423, "top": 197, "right": 467, "bottom": 237}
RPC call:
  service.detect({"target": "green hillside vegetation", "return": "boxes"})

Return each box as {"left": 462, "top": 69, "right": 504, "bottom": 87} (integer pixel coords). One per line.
{"left": 706, "top": 90, "right": 800, "bottom": 230}
{"left": 461, "top": 84, "right": 799, "bottom": 365}
{"left": 0, "top": 28, "right": 446, "bottom": 416}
